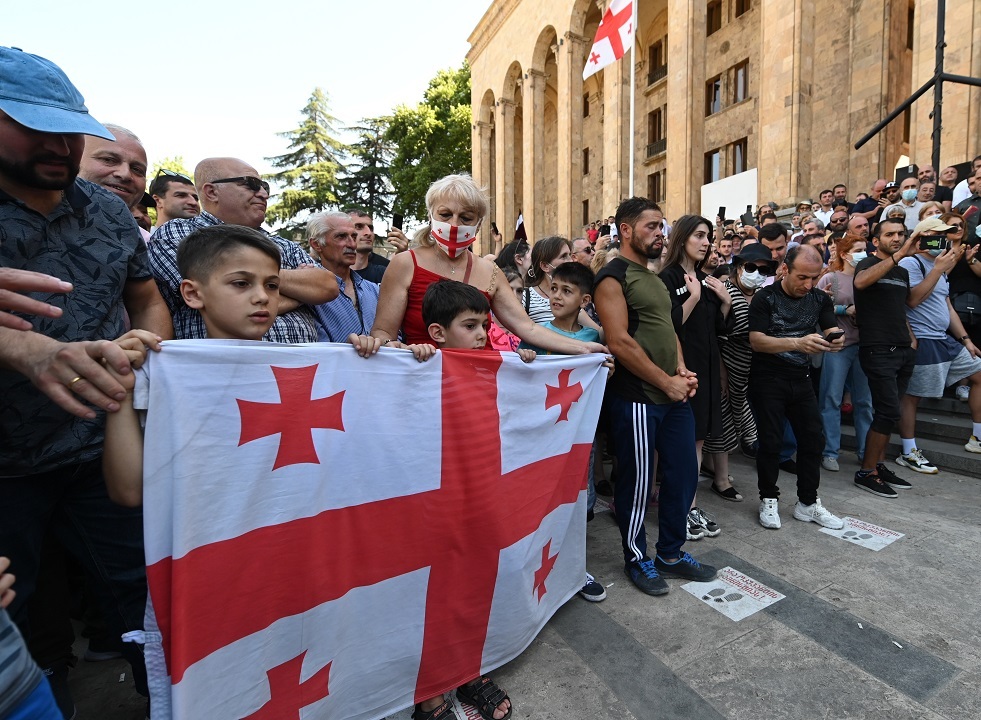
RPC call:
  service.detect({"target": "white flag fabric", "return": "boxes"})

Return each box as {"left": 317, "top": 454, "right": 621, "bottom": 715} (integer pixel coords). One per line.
{"left": 135, "top": 340, "right": 607, "bottom": 720}
{"left": 583, "top": 0, "right": 635, "bottom": 81}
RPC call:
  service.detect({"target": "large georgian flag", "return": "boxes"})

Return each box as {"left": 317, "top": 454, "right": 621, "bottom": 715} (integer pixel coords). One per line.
{"left": 582, "top": 0, "right": 635, "bottom": 81}
{"left": 134, "top": 341, "right": 607, "bottom": 720}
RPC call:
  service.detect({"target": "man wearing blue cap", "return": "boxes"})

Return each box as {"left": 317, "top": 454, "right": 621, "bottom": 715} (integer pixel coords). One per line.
{"left": 0, "top": 46, "right": 172, "bottom": 718}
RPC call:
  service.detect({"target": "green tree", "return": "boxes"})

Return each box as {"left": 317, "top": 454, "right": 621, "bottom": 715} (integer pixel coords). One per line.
{"left": 386, "top": 62, "right": 472, "bottom": 222}
{"left": 265, "top": 87, "right": 348, "bottom": 231}
{"left": 338, "top": 117, "right": 395, "bottom": 219}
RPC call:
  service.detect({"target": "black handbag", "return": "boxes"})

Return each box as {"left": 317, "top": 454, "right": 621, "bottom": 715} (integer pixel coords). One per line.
{"left": 952, "top": 291, "right": 981, "bottom": 326}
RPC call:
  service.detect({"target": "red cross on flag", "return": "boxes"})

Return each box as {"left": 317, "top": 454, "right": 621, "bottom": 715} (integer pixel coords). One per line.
{"left": 134, "top": 340, "right": 607, "bottom": 719}
{"left": 583, "top": 0, "right": 635, "bottom": 81}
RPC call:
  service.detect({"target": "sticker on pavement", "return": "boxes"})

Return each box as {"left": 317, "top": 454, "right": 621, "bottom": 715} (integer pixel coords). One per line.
{"left": 820, "top": 516, "right": 904, "bottom": 551}
{"left": 388, "top": 694, "right": 486, "bottom": 720}
{"left": 682, "top": 566, "right": 785, "bottom": 621}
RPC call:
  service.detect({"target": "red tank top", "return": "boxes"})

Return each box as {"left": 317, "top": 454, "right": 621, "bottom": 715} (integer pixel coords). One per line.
{"left": 402, "top": 250, "right": 494, "bottom": 348}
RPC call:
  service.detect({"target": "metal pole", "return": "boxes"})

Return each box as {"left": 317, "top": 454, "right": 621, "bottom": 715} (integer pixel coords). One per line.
{"left": 854, "top": 78, "right": 935, "bottom": 150}
{"left": 628, "top": 0, "right": 637, "bottom": 196}
{"left": 931, "top": 0, "right": 945, "bottom": 171}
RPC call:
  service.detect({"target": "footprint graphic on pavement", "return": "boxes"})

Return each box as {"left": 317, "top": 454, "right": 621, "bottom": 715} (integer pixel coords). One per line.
{"left": 842, "top": 530, "right": 874, "bottom": 542}
{"left": 702, "top": 588, "right": 743, "bottom": 603}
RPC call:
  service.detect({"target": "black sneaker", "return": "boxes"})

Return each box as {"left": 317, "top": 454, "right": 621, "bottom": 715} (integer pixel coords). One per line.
{"left": 740, "top": 441, "right": 757, "bottom": 459}
{"left": 625, "top": 558, "right": 669, "bottom": 595}
{"left": 876, "top": 463, "right": 912, "bottom": 489}
{"left": 579, "top": 572, "right": 607, "bottom": 602}
{"left": 654, "top": 552, "right": 718, "bottom": 582}
{"left": 42, "top": 663, "right": 77, "bottom": 720}
{"left": 779, "top": 459, "right": 798, "bottom": 475}
{"left": 854, "top": 471, "right": 898, "bottom": 498}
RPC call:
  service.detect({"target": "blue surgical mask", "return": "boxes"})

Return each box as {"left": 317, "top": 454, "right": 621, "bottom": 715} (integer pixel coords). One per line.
{"left": 901, "top": 188, "right": 918, "bottom": 202}
{"left": 927, "top": 249, "right": 943, "bottom": 257}
{"left": 847, "top": 252, "right": 867, "bottom": 267}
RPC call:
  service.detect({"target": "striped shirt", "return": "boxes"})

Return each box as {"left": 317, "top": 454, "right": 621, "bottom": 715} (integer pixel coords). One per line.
{"left": 148, "top": 211, "right": 320, "bottom": 343}
{"left": 0, "top": 608, "right": 44, "bottom": 717}
{"left": 313, "top": 272, "right": 380, "bottom": 342}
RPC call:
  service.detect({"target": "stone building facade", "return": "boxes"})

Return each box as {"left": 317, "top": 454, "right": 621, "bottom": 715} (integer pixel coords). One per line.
{"left": 467, "top": 0, "right": 981, "bottom": 248}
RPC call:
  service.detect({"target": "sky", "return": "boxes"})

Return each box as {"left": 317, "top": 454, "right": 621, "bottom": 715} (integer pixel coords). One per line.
{"left": 4, "top": 0, "right": 490, "bottom": 178}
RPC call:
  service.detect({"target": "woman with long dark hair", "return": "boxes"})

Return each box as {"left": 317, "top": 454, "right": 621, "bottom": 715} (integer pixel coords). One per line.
{"left": 659, "top": 215, "right": 733, "bottom": 539}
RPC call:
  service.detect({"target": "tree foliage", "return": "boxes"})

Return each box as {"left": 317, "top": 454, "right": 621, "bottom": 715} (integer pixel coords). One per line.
{"left": 150, "top": 156, "right": 194, "bottom": 181}
{"left": 386, "top": 63, "right": 473, "bottom": 222}
{"left": 265, "top": 88, "right": 348, "bottom": 232}
{"left": 337, "top": 118, "right": 394, "bottom": 219}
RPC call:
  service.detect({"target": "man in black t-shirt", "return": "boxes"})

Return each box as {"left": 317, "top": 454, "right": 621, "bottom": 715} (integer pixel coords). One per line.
{"left": 748, "top": 245, "right": 845, "bottom": 531}
{"left": 852, "top": 218, "right": 918, "bottom": 497}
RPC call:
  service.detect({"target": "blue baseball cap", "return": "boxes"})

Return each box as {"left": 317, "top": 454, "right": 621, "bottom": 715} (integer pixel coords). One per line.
{"left": 0, "top": 46, "right": 114, "bottom": 140}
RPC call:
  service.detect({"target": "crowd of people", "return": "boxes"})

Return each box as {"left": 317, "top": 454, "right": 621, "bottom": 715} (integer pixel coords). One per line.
{"left": 3, "top": 44, "right": 981, "bottom": 720}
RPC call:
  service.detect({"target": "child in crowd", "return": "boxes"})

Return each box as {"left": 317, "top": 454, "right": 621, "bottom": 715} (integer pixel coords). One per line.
{"left": 487, "top": 268, "right": 524, "bottom": 351}
{"left": 519, "top": 262, "right": 604, "bottom": 352}
{"left": 102, "top": 224, "right": 282, "bottom": 506}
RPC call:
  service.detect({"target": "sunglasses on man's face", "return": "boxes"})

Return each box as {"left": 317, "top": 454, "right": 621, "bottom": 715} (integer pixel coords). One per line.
{"left": 576, "top": 245, "right": 595, "bottom": 255}
{"left": 211, "top": 176, "right": 270, "bottom": 194}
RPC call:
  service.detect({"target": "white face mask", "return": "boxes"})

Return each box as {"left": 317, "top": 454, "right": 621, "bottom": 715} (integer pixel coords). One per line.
{"left": 740, "top": 269, "right": 766, "bottom": 289}
{"left": 901, "top": 188, "right": 918, "bottom": 202}
{"left": 847, "top": 251, "right": 867, "bottom": 267}
{"left": 430, "top": 218, "right": 480, "bottom": 258}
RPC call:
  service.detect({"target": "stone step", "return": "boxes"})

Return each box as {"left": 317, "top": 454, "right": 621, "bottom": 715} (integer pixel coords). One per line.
{"left": 839, "top": 424, "right": 981, "bottom": 479}
{"left": 841, "top": 407, "right": 971, "bottom": 445}
{"left": 918, "top": 395, "right": 972, "bottom": 417}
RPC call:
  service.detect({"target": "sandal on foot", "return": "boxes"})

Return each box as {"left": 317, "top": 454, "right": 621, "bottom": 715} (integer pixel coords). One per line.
{"left": 412, "top": 699, "right": 454, "bottom": 720}
{"left": 711, "top": 481, "right": 743, "bottom": 502}
{"left": 457, "top": 676, "right": 512, "bottom": 720}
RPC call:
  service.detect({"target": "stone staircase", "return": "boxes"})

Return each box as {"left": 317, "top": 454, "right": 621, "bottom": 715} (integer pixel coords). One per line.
{"left": 840, "top": 394, "right": 981, "bottom": 479}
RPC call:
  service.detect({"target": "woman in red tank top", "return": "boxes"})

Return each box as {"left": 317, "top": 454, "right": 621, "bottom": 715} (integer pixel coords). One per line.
{"left": 348, "top": 174, "right": 606, "bottom": 357}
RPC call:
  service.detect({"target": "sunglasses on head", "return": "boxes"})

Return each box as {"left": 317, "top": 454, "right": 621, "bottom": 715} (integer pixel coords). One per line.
{"left": 211, "top": 176, "right": 270, "bottom": 194}
{"left": 155, "top": 168, "right": 193, "bottom": 183}
{"left": 743, "top": 262, "right": 774, "bottom": 275}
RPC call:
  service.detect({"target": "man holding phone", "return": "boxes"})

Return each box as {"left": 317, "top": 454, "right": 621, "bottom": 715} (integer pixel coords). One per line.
{"left": 894, "top": 217, "right": 981, "bottom": 471}
{"left": 748, "top": 245, "right": 846, "bottom": 530}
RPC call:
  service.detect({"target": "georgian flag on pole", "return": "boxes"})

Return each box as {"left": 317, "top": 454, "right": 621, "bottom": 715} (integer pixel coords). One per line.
{"left": 134, "top": 341, "right": 607, "bottom": 720}
{"left": 583, "top": 0, "right": 636, "bottom": 81}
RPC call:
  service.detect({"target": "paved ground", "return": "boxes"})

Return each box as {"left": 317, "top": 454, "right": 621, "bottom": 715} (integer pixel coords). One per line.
{"left": 71, "top": 451, "right": 979, "bottom": 719}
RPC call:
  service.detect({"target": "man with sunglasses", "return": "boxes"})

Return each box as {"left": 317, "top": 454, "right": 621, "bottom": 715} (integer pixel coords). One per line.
{"left": 149, "top": 156, "right": 338, "bottom": 342}
{"left": 571, "top": 237, "right": 595, "bottom": 267}
{"left": 149, "top": 168, "right": 199, "bottom": 233}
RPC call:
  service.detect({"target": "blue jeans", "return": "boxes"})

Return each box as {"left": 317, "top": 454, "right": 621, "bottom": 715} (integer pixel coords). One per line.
{"left": 0, "top": 459, "right": 148, "bottom": 695}
{"left": 607, "top": 395, "right": 698, "bottom": 564}
{"left": 819, "top": 344, "right": 873, "bottom": 460}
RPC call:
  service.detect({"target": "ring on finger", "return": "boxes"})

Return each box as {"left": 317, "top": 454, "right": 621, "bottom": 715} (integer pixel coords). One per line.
{"left": 69, "top": 376, "right": 83, "bottom": 390}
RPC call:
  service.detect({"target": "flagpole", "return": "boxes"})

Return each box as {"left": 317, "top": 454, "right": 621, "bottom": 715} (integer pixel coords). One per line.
{"left": 628, "top": 0, "right": 637, "bottom": 197}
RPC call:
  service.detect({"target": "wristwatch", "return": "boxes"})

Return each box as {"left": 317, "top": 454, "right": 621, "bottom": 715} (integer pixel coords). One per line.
{"left": 960, "top": 335, "right": 970, "bottom": 343}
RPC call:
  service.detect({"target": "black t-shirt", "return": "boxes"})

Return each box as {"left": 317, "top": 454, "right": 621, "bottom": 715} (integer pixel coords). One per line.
{"left": 853, "top": 255, "right": 911, "bottom": 347}
{"left": 748, "top": 281, "right": 836, "bottom": 378}
{"left": 934, "top": 185, "right": 953, "bottom": 203}
{"left": 947, "top": 256, "right": 981, "bottom": 297}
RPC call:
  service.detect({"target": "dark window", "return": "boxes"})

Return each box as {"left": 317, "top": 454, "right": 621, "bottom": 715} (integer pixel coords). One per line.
{"left": 705, "top": 76, "right": 722, "bottom": 116}
{"left": 707, "top": 1, "right": 723, "bottom": 34}
{"left": 734, "top": 60, "right": 749, "bottom": 103}
{"left": 583, "top": 93, "right": 589, "bottom": 118}
{"left": 583, "top": 199, "right": 589, "bottom": 227}
{"left": 733, "top": 138, "right": 748, "bottom": 174}
{"left": 735, "top": 0, "right": 751, "bottom": 16}
{"left": 705, "top": 149, "right": 721, "bottom": 184}
{"left": 648, "top": 40, "right": 667, "bottom": 84}
{"left": 648, "top": 172, "right": 664, "bottom": 204}
{"left": 907, "top": 5, "right": 915, "bottom": 50}
{"left": 648, "top": 108, "right": 663, "bottom": 142}
{"left": 903, "top": 108, "right": 911, "bottom": 143}
{"left": 583, "top": 147, "right": 590, "bottom": 175}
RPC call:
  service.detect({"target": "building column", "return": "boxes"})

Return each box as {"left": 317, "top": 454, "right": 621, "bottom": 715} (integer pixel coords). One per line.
{"left": 475, "top": 119, "right": 495, "bottom": 254}
{"left": 756, "top": 0, "right": 813, "bottom": 205}
{"left": 602, "top": 57, "right": 625, "bottom": 215}
{"left": 557, "top": 32, "right": 588, "bottom": 238}
{"left": 495, "top": 98, "right": 516, "bottom": 238}
{"left": 522, "top": 69, "right": 546, "bottom": 243}
{"left": 665, "top": 0, "right": 696, "bottom": 218}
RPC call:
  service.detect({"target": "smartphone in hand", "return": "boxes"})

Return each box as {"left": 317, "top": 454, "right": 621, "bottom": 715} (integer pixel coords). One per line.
{"left": 392, "top": 212, "right": 404, "bottom": 231}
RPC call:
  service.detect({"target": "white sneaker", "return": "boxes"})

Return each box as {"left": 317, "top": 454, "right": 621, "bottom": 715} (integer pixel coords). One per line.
{"left": 821, "top": 456, "right": 839, "bottom": 472}
{"left": 759, "top": 498, "right": 781, "bottom": 529}
{"left": 896, "top": 448, "right": 939, "bottom": 474}
{"left": 956, "top": 385, "right": 970, "bottom": 402}
{"left": 793, "top": 498, "right": 845, "bottom": 529}
{"left": 965, "top": 436, "right": 981, "bottom": 454}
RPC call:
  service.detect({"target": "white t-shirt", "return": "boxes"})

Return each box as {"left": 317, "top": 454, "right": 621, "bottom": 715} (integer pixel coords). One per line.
{"left": 952, "top": 179, "right": 971, "bottom": 207}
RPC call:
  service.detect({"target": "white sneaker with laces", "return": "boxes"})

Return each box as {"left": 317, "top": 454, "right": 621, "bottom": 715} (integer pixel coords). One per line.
{"left": 956, "top": 385, "right": 970, "bottom": 402}
{"left": 793, "top": 498, "right": 845, "bottom": 529}
{"left": 965, "top": 436, "right": 981, "bottom": 454}
{"left": 896, "top": 448, "right": 939, "bottom": 474}
{"left": 821, "top": 456, "right": 839, "bottom": 472}
{"left": 759, "top": 498, "right": 781, "bottom": 529}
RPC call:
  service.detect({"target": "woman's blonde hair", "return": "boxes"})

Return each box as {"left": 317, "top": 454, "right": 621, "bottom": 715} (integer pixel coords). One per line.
{"left": 413, "top": 173, "right": 489, "bottom": 247}
{"left": 917, "top": 201, "right": 945, "bottom": 220}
